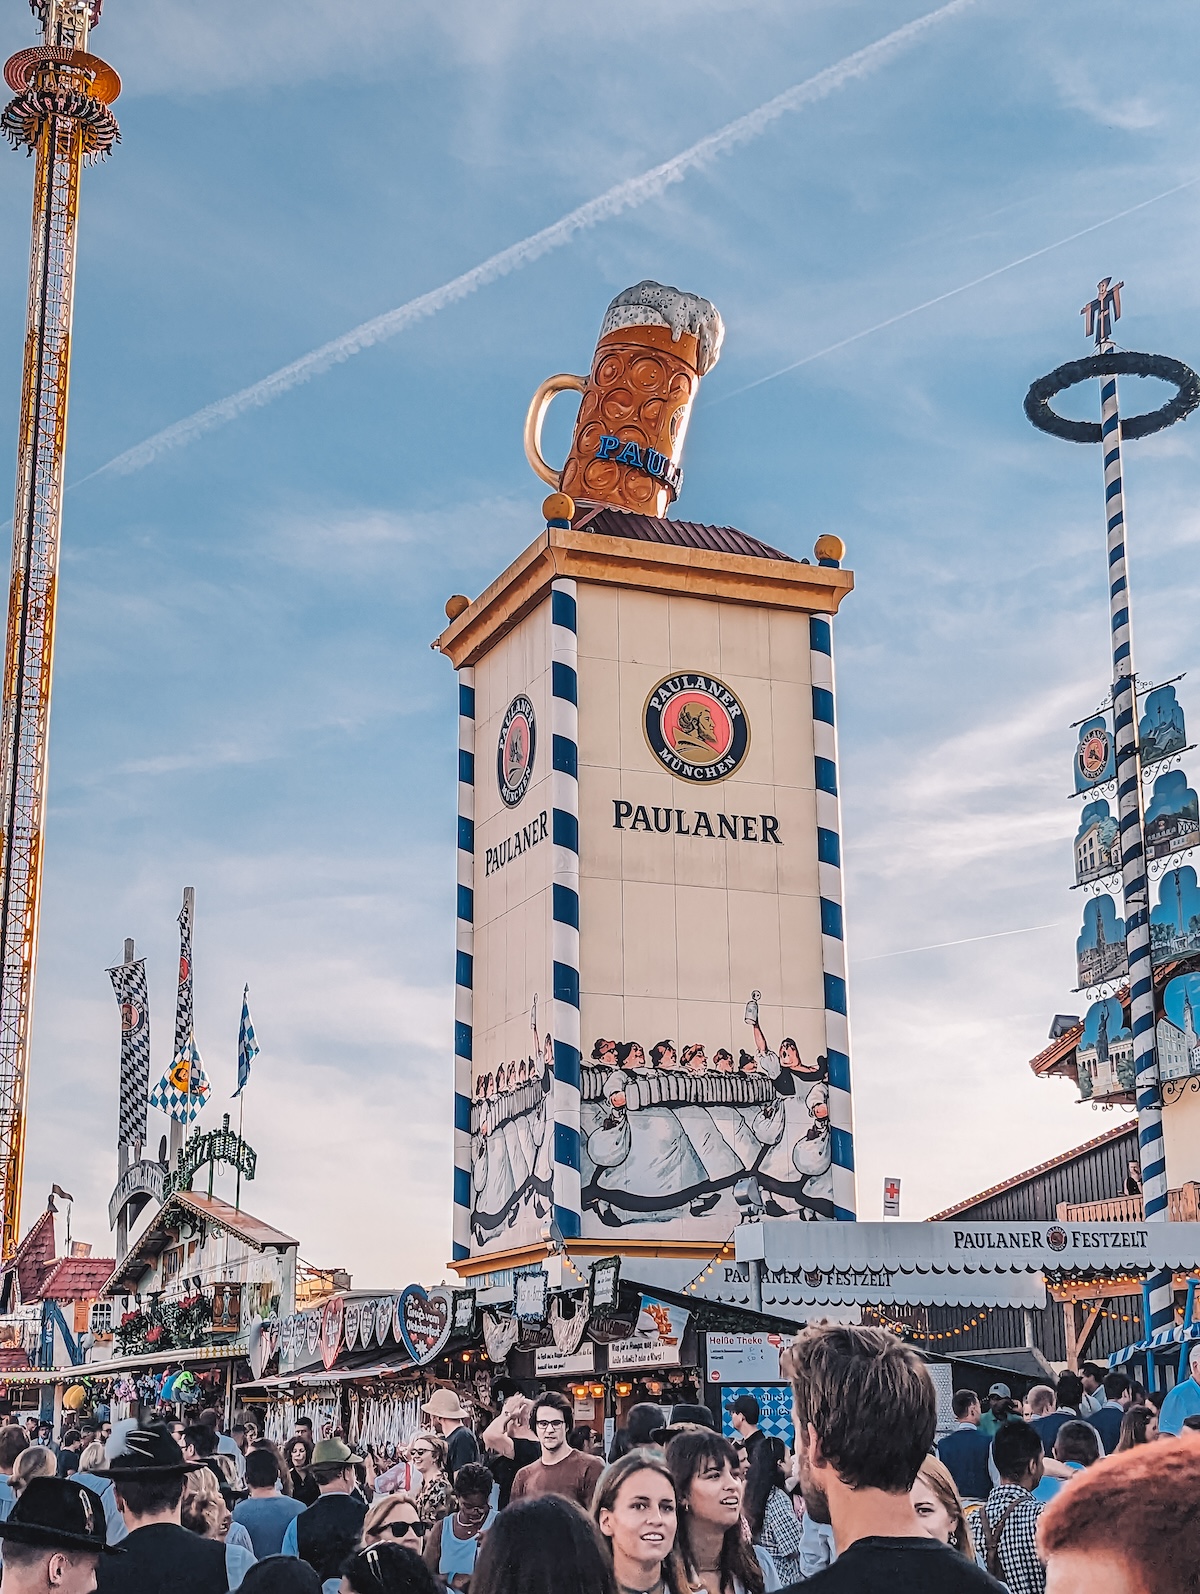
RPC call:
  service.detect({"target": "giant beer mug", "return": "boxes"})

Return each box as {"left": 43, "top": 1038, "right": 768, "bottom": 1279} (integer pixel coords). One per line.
{"left": 525, "top": 280, "right": 724, "bottom": 517}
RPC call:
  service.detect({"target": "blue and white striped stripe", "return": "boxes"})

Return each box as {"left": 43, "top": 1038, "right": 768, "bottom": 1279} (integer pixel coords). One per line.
{"left": 550, "top": 579, "right": 582, "bottom": 1240}
{"left": 810, "top": 569, "right": 856, "bottom": 1222}
{"left": 1100, "top": 370, "right": 1172, "bottom": 1332}
{"left": 453, "top": 667, "right": 475, "bottom": 1261}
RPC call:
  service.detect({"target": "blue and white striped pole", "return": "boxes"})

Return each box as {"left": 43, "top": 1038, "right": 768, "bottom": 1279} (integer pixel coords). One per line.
{"left": 453, "top": 666, "right": 476, "bottom": 1261}
{"left": 546, "top": 495, "right": 583, "bottom": 1241}
{"left": 1097, "top": 359, "right": 1173, "bottom": 1333}
{"left": 811, "top": 534, "right": 856, "bottom": 1221}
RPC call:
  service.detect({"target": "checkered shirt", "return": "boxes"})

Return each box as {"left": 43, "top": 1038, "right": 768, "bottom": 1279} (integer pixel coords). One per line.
{"left": 755, "top": 1487, "right": 805, "bottom": 1586}
{"left": 969, "top": 1485, "right": 1045, "bottom": 1594}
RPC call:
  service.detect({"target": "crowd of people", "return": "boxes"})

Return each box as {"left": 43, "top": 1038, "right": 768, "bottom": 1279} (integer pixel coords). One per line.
{"left": 0, "top": 1325, "right": 1192, "bottom": 1594}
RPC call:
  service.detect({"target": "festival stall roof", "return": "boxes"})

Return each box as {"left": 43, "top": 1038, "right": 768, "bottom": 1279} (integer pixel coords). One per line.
{"left": 734, "top": 1220, "right": 1200, "bottom": 1311}
{"left": 37, "top": 1257, "right": 115, "bottom": 1302}
{"left": 0, "top": 1204, "right": 57, "bottom": 1310}
{"left": 101, "top": 1191, "right": 296, "bottom": 1297}
{"left": 3, "top": 1342, "right": 248, "bottom": 1384}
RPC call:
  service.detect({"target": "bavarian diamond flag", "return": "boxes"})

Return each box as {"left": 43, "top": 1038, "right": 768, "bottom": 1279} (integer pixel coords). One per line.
{"left": 107, "top": 957, "right": 151, "bottom": 1150}
{"left": 233, "top": 985, "right": 258, "bottom": 1098}
{"left": 150, "top": 1033, "right": 211, "bottom": 1124}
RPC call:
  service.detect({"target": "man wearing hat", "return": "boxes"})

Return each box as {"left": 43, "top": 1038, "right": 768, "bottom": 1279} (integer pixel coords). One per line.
{"left": 421, "top": 1390, "right": 479, "bottom": 1482}
{"left": 0, "top": 1476, "right": 119, "bottom": 1593}
{"left": 979, "top": 1383, "right": 1019, "bottom": 1438}
{"left": 280, "top": 1439, "right": 367, "bottom": 1589}
{"left": 90, "top": 1425, "right": 227, "bottom": 1594}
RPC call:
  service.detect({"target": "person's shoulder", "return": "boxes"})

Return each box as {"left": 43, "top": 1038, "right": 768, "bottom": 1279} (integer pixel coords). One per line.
{"left": 794, "top": 1538, "right": 1003, "bottom": 1591}
{"left": 510, "top": 1459, "right": 537, "bottom": 1495}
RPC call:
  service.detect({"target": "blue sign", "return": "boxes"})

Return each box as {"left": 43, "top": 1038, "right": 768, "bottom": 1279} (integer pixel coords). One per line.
{"left": 718, "top": 1384, "right": 794, "bottom": 1447}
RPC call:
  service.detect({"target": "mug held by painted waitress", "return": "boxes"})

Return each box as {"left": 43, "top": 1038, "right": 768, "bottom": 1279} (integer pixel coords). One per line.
{"left": 525, "top": 280, "right": 724, "bottom": 517}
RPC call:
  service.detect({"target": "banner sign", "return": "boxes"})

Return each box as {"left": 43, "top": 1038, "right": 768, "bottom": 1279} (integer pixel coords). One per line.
{"left": 742, "top": 1218, "right": 1200, "bottom": 1275}
{"left": 396, "top": 1285, "right": 453, "bottom": 1365}
{"left": 705, "top": 1332, "right": 784, "bottom": 1384}
{"left": 535, "top": 1343, "right": 596, "bottom": 1377}
{"left": 606, "top": 1296, "right": 689, "bottom": 1368}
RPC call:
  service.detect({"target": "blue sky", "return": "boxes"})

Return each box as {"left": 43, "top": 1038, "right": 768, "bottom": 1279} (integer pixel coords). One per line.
{"left": 2, "top": 0, "right": 1199, "bottom": 1280}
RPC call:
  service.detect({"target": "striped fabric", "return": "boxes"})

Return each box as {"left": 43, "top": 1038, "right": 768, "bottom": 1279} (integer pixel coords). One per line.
{"left": 453, "top": 667, "right": 475, "bottom": 1261}
{"left": 1099, "top": 370, "right": 1172, "bottom": 1333}
{"left": 810, "top": 574, "right": 856, "bottom": 1221}
{"left": 550, "top": 579, "right": 582, "bottom": 1240}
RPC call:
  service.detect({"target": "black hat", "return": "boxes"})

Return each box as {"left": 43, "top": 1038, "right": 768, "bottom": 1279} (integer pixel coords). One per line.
{"left": 0, "top": 1477, "right": 122, "bottom": 1554}
{"left": 650, "top": 1404, "right": 717, "bottom": 1442}
{"left": 92, "top": 1422, "right": 205, "bottom": 1480}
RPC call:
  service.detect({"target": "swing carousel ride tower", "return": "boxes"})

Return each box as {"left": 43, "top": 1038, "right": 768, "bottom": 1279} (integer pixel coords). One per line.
{"left": 436, "top": 282, "right": 858, "bottom": 1285}
{"left": 0, "top": 0, "right": 118, "bottom": 1255}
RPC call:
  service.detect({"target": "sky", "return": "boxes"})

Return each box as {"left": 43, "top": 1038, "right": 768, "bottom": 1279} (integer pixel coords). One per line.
{"left": 2, "top": 0, "right": 1199, "bottom": 1283}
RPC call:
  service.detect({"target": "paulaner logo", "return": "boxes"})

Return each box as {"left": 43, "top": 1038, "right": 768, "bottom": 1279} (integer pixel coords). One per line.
{"left": 643, "top": 673, "right": 750, "bottom": 784}
{"left": 497, "top": 695, "right": 536, "bottom": 808}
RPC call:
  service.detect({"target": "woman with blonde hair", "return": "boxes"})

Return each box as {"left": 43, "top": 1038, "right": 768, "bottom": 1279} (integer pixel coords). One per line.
{"left": 408, "top": 1431, "right": 452, "bottom": 1524}
{"left": 182, "top": 1465, "right": 257, "bottom": 1588}
{"left": 910, "top": 1454, "right": 970, "bottom": 1556}
{"left": 593, "top": 1447, "right": 692, "bottom": 1594}
{"left": 362, "top": 1491, "right": 429, "bottom": 1551}
{"left": 10, "top": 1444, "right": 56, "bottom": 1496}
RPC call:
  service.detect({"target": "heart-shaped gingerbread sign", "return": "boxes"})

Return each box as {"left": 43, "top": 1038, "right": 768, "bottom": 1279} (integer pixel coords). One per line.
{"left": 396, "top": 1285, "right": 452, "bottom": 1365}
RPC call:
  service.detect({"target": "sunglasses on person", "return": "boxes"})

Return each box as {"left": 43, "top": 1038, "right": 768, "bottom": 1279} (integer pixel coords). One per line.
{"left": 385, "top": 1519, "right": 429, "bottom": 1538}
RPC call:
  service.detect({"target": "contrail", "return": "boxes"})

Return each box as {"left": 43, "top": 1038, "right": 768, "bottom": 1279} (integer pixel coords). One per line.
{"left": 712, "top": 173, "right": 1200, "bottom": 402}
{"left": 80, "top": 0, "right": 977, "bottom": 483}
{"left": 853, "top": 922, "right": 1062, "bottom": 963}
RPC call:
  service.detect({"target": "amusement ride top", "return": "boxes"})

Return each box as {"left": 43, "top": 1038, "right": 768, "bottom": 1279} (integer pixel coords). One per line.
{"left": 0, "top": 0, "right": 119, "bottom": 1255}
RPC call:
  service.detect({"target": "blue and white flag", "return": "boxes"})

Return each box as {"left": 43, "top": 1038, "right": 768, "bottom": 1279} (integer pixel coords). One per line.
{"left": 150, "top": 1033, "right": 211, "bottom": 1124}
{"left": 234, "top": 986, "right": 259, "bottom": 1098}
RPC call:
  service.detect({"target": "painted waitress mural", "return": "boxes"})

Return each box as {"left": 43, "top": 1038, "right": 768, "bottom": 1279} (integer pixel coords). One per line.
{"left": 579, "top": 992, "right": 833, "bottom": 1225}
{"left": 470, "top": 995, "right": 554, "bottom": 1245}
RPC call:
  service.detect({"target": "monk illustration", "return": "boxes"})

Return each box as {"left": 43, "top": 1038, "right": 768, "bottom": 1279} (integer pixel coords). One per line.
{"left": 672, "top": 702, "right": 719, "bottom": 757}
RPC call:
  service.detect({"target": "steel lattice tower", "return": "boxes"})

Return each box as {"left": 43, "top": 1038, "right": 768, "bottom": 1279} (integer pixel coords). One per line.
{"left": 0, "top": 0, "right": 118, "bottom": 1255}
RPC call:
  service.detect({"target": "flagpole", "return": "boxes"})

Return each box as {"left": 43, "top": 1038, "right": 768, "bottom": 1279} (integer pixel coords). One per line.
{"left": 235, "top": 1088, "right": 244, "bottom": 1213}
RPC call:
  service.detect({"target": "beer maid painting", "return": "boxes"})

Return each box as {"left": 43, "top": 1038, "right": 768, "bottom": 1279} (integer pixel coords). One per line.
{"left": 470, "top": 996, "right": 554, "bottom": 1244}
{"left": 579, "top": 992, "right": 833, "bottom": 1225}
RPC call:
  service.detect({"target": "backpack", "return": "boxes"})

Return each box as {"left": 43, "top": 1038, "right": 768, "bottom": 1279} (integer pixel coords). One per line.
{"left": 977, "top": 1497, "right": 1022, "bottom": 1582}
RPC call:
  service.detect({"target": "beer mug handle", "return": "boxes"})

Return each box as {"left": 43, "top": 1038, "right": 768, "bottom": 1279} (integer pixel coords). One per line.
{"left": 524, "top": 373, "right": 586, "bottom": 488}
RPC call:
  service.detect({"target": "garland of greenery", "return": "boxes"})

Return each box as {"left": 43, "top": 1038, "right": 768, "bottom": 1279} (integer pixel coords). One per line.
{"left": 114, "top": 1293, "right": 214, "bottom": 1355}
{"left": 1024, "top": 351, "right": 1200, "bottom": 444}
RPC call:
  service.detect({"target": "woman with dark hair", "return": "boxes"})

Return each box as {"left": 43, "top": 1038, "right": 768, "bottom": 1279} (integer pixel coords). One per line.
{"left": 665, "top": 1432, "right": 775, "bottom": 1594}
{"left": 340, "top": 1542, "right": 442, "bottom": 1594}
{"left": 1115, "top": 1405, "right": 1158, "bottom": 1450}
{"left": 471, "top": 1497, "right": 616, "bottom": 1594}
{"left": 287, "top": 1435, "right": 320, "bottom": 1506}
{"left": 422, "top": 1462, "right": 495, "bottom": 1589}
{"left": 742, "top": 1439, "right": 803, "bottom": 1585}
{"left": 593, "top": 1448, "right": 691, "bottom": 1594}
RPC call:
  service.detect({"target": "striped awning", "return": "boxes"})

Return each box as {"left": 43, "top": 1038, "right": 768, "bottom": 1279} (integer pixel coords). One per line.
{"left": 1109, "top": 1321, "right": 1200, "bottom": 1366}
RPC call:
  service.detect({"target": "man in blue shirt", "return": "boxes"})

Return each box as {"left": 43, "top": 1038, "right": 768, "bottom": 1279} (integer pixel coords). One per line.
{"left": 233, "top": 1447, "right": 304, "bottom": 1558}
{"left": 1159, "top": 1342, "right": 1200, "bottom": 1434}
{"left": 1086, "top": 1372, "right": 1131, "bottom": 1454}
{"left": 1031, "top": 1371, "right": 1084, "bottom": 1456}
{"left": 936, "top": 1389, "right": 992, "bottom": 1502}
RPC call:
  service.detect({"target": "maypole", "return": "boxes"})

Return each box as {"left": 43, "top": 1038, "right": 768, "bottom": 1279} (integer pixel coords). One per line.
{"left": 0, "top": 1, "right": 118, "bottom": 1255}
{"left": 1026, "top": 283, "right": 1200, "bottom": 1336}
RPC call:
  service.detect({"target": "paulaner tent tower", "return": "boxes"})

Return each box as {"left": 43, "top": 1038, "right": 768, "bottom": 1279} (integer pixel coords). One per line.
{"left": 0, "top": 0, "right": 119, "bottom": 1255}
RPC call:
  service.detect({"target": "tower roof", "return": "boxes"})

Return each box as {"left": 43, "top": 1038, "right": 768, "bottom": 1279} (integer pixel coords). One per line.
{"left": 572, "top": 505, "right": 795, "bottom": 563}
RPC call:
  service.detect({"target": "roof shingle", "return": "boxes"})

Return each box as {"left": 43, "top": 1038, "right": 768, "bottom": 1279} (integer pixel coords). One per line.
{"left": 574, "top": 505, "right": 796, "bottom": 563}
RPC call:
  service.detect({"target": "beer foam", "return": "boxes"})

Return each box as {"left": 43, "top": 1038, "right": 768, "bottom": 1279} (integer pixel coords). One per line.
{"left": 600, "top": 280, "right": 725, "bottom": 375}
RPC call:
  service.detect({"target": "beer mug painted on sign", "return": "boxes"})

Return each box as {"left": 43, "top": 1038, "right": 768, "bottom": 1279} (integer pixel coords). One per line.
{"left": 524, "top": 280, "right": 724, "bottom": 517}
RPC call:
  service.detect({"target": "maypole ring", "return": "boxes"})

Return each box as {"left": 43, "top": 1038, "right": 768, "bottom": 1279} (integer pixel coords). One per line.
{"left": 1024, "top": 350, "right": 1200, "bottom": 444}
